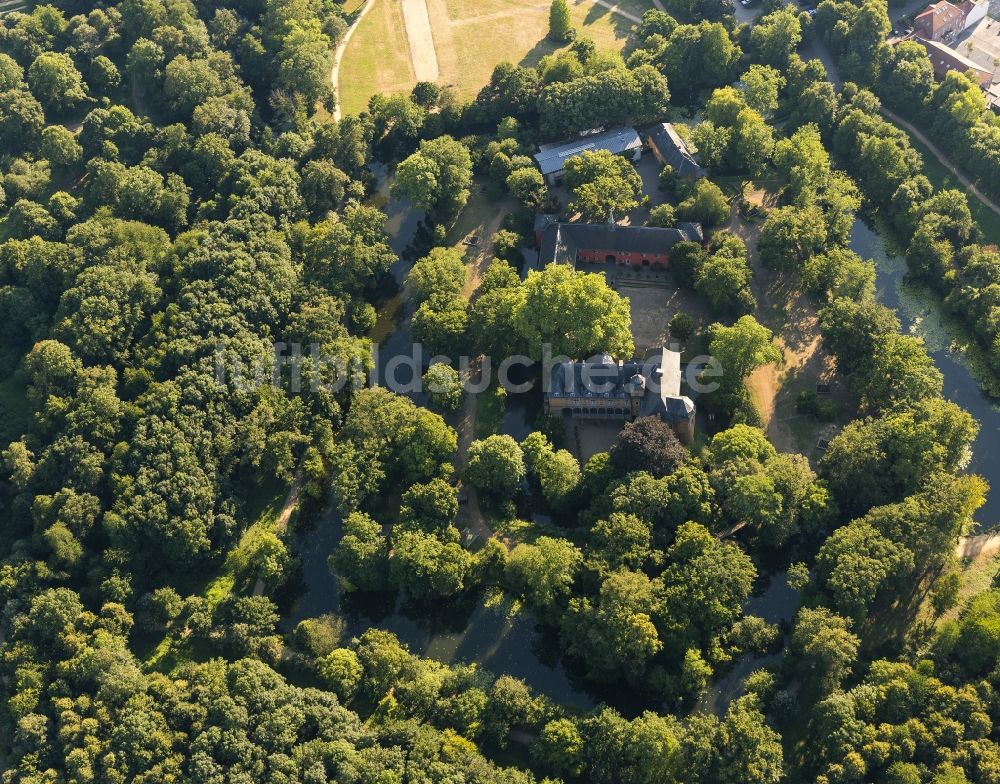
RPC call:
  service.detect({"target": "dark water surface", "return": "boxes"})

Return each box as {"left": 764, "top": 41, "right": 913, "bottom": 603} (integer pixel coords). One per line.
{"left": 850, "top": 219, "right": 1000, "bottom": 527}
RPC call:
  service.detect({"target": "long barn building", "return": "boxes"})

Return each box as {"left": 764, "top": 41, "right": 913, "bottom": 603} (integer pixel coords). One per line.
{"left": 534, "top": 216, "right": 703, "bottom": 269}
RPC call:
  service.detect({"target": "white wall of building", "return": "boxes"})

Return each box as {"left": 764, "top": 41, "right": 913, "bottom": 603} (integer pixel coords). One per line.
{"left": 966, "top": 0, "right": 988, "bottom": 28}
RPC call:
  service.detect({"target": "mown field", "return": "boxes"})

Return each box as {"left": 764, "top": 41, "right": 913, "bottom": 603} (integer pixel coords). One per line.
{"left": 337, "top": 0, "right": 648, "bottom": 116}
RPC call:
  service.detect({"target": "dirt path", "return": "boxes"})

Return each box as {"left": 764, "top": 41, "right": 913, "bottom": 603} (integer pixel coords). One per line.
{"left": 957, "top": 530, "right": 1000, "bottom": 559}
{"left": 725, "top": 195, "right": 839, "bottom": 456}
{"left": 880, "top": 106, "right": 1000, "bottom": 224}
{"left": 401, "top": 0, "right": 440, "bottom": 83}
{"left": 252, "top": 471, "right": 304, "bottom": 597}
{"left": 453, "top": 359, "right": 494, "bottom": 545}
{"left": 331, "top": 0, "right": 376, "bottom": 121}
{"left": 460, "top": 208, "right": 508, "bottom": 298}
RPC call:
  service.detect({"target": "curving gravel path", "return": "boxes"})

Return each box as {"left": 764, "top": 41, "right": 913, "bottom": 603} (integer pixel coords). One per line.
{"left": 331, "top": 0, "right": 376, "bottom": 121}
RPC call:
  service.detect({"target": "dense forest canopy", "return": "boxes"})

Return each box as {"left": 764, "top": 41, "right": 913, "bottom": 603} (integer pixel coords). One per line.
{"left": 0, "top": 0, "right": 999, "bottom": 781}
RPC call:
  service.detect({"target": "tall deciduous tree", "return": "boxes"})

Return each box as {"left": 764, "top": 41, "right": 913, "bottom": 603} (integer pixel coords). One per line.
{"left": 514, "top": 264, "right": 633, "bottom": 360}
{"left": 393, "top": 135, "right": 473, "bottom": 223}
{"left": 564, "top": 149, "right": 643, "bottom": 222}
{"left": 548, "top": 0, "right": 573, "bottom": 42}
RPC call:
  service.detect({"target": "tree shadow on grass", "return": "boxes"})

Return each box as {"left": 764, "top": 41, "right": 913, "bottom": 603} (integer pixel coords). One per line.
{"left": 579, "top": 0, "right": 637, "bottom": 38}
{"left": 518, "top": 36, "right": 558, "bottom": 69}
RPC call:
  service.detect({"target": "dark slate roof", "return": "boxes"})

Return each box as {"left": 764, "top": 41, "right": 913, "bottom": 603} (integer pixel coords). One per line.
{"left": 537, "top": 220, "right": 699, "bottom": 265}
{"left": 677, "top": 221, "right": 704, "bottom": 242}
{"left": 548, "top": 354, "right": 646, "bottom": 399}
{"left": 546, "top": 348, "right": 695, "bottom": 424}
{"left": 646, "top": 123, "right": 705, "bottom": 179}
{"left": 534, "top": 127, "right": 643, "bottom": 176}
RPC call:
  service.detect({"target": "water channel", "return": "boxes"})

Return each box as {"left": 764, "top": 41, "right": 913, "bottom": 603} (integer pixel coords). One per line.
{"left": 849, "top": 218, "right": 1000, "bottom": 527}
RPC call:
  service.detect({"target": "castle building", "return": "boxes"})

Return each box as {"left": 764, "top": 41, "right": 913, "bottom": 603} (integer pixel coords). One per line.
{"left": 544, "top": 348, "right": 696, "bottom": 443}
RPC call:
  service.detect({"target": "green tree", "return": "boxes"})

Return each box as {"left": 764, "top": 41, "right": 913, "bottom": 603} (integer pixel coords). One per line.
{"left": 534, "top": 717, "right": 584, "bottom": 776}
{"left": 506, "top": 536, "right": 582, "bottom": 621}
{"left": 317, "top": 648, "right": 363, "bottom": 700}
{"left": 465, "top": 434, "right": 526, "bottom": 495}
{"left": 750, "top": 7, "right": 802, "bottom": 67}
{"left": 407, "top": 247, "right": 467, "bottom": 305}
{"left": 27, "top": 51, "right": 87, "bottom": 113}
{"left": 299, "top": 160, "right": 349, "bottom": 216}
{"left": 708, "top": 316, "right": 781, "bottom": 392}
{"left": 669, "top": 311, "right": 694, "bottom": 341}
{"left": 562, "top": 569, "right": 664, "bottom": 683}
{"left": 0, "top": 89, "right": 46, "bottom": 152}
{"left": 422, "top": 363, "right": 463, "bottom": 412}
{"left": 788, "top": 606, "right": 859, "bottom": 694}
{"left": 390, "top": 529, "right": 474, "bottom": 598}
{"left": 676, "top": 179, "right": 729, "bottom": 227}
{"left": 537, "top": 446, "right": 582, "bottom": 511}
{"left": 411, "top": 295, "right": 469, "bottom": 357}
{"left": 758, "top": 205, "right": 828, "bottom": 271}
{"left": 548, "top": 0, "right": 574, "bottom": 42}
{"left": 583, "top": 708, "right": 680, "bottom": 784}
{"left": 774, "top": 123, "right": 830, "bottom": 202}
{"left": 40, "top": 125, "right": 82, "bottom": 167}
{"left": 648, "top": 203, "right": 676, "bottom": 228}
{"left": 819, "top": 398, "right": 978, "bottom": 514}
{"left": 329, "top": 512, "right": 389, "bottom": 591}
{"left": 393, "top": 135, "right": 473, "bottom": 222}
{"left": 399, "top": 478, "right": 459, "bottom": 533}
{"left": 814, "top": 521, "right": 914, "bottom": 621}
{"left": 564, "top": 149, "right": 643, "bottom": 222}
{"left": 506, "top": 166, "right": 546, "bottom": 208}
{"left": 741, "top": 64, "right": 784, "bottom": 116}
{"left": 514, "top": 264, "right": 633, "bottom": 360}
{"left": 590, "top": 512, "right": 652, "bottom": 570}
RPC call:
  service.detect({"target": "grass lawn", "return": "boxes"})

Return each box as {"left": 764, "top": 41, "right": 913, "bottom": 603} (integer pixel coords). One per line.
{"left": 896, "top": 125, "right": 1000, "bottom": 247}
{"left": 474, "top": 386, "right": 507, "bottom": 437}
{"left": 338, "top": 0, "right": 644, "bottom": 115}
{"left": 338, "top": 0, "right": 415, "bottom": 116}
{"left": 933, "top": 552, "right": 1000, "bottom": 627}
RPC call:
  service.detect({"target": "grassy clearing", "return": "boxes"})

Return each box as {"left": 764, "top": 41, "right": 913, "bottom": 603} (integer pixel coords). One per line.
{"left": 142, "top": 481, "right": 288, "bottom": 671}
{"left": 895, "top": 125, "right": 1000, "bottom": 247}
{"left": 338, "top": 0, "right": 642, "bottom": 114}
{"left": 939, "top": 552, "right": 1000, "bottom": 626}
{"left": 447, "top": 185, "right": 502, "bottom": 251}
{"left": 338, "top": 0, "right": 415, "bottom": 115}
{"left": 342, "top": 0, "right": 368, "bottom": 14}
